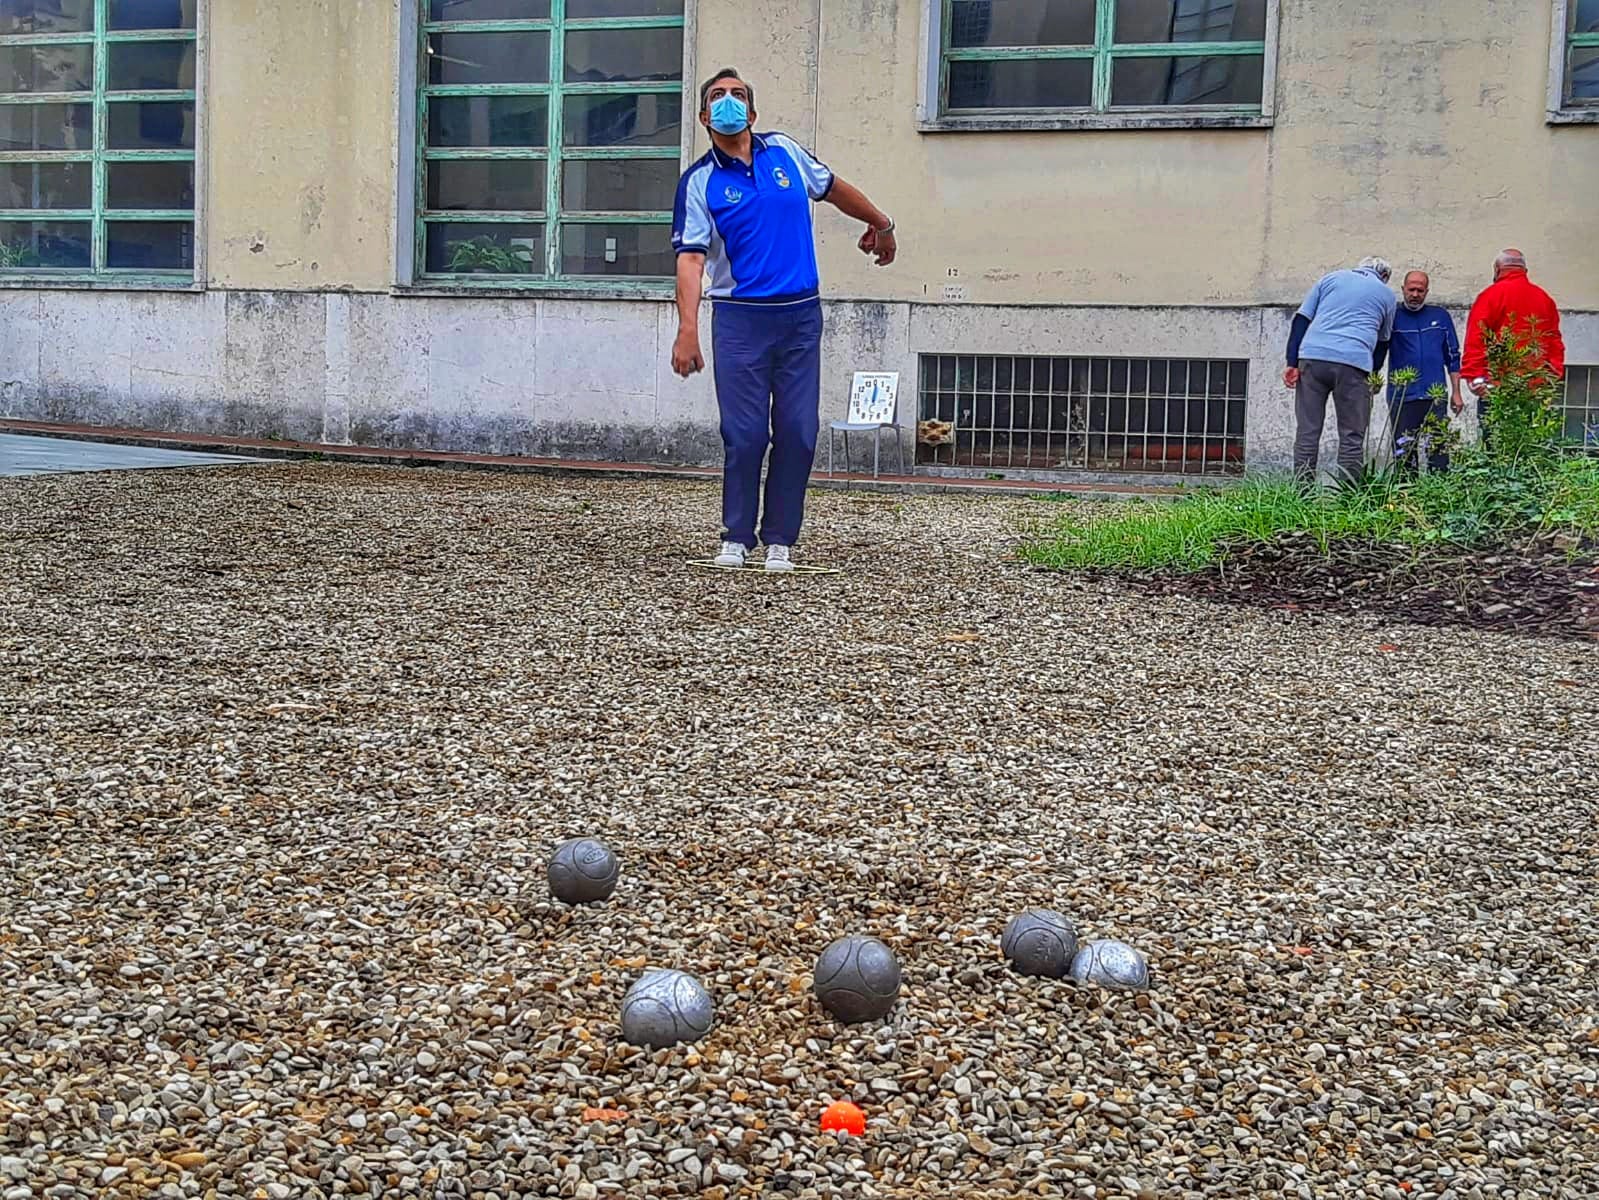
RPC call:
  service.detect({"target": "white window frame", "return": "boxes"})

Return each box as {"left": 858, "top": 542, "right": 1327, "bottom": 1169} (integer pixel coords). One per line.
{"left": 1549, "top": 0, "right": 1599, "bottom": 124}
{"left": 917, "top": 0, "right": 1280, "bottom": 133}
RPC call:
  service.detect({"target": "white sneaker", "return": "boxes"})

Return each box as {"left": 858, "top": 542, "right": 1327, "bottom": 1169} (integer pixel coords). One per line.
{"left": 713, "top": 540, "right": 747, "bottom": 568}
{"left": 764, "top": 545, "right": 795, "bottom": 573}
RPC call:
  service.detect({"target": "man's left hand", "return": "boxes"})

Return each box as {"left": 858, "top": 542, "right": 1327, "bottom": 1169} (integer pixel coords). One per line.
{"left": 858, "top": 225, "right": 896, "bottom": 266}
{"left": 1450, "top": 390, "right": 1465, "bottom": 415}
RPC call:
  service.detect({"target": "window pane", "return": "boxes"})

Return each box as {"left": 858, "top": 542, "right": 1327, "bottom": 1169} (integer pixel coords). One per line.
{"left": 428, "top": 95, "right": 547, "bottom": 148}
{"left": 427, "top": 0, "right": 550, "bottom": 18}
{"left": 1564, "top": 368, "right": 1599, "bottom": 445}
{"left": 563, "top": 92, "right": 680, "bottom": 146}
{"left": 107, "top": 40, "right": 196, "bottom": 91}
{"left": 1111, "top": 53, "right": 1263, "bottom": 106}
{"left": 1114, "top": 0, "right": 1266, "bottom": 45}
{"left": 0, "top": 161, "right": 90, "bottom": 208}
{"left": 107, "top": 100, "right": 194, "bottom": 147}
{"left": 108, "top": 0, "right": 197, "bottom": 29}
{"left": 0, "top": 103, "right": 92, "bottom": 150}
{"left": 561, "top": 158, "right": 676, "bottom": 211}
{"left": 107, "top": 220, "right": 192, "bottom": 269}
{"left": 567, "top": 0, "right": 682, "bottom": 15}
{"left": 0, "top": 0, "right": 93, "bottom": 34}
{"left": 107, "top": 160, "right": 194, "bottom": 209}
{"left": 427, "top": 159, "right": 546, "bottom": 211}
{"left": 0, "top": 219, "right": 90, "bottom": 269}
{"left": 1573, "top": 0, "right": 1599, "bottom": 33}
{"left": 949, "top": 0, "right": 1094, "bottom": 48}
{"left": 427, "top": 32, "right": 550, "bottom": 84}
{"left": 564, "top": 28, "right": 683, "bottom": 83}
{"left": 426, "top": 222, "right": 544, "bottom": 274}
{"left": 0, "top": 44, "right": 93, "bottom": 92}
{"left": 559, "top": 222, "right": 672, "bottom": 276}
{"left": 1571, "top": 47, "right": 1599, "bottom": 103}
{"left": 946, "top": 57, "right": 1092, "bottom": 109}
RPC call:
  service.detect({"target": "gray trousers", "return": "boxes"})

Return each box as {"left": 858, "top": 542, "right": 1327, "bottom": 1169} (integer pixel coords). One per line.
{"left": 1295, "top": 358, "right": 1371, "bottom": 482}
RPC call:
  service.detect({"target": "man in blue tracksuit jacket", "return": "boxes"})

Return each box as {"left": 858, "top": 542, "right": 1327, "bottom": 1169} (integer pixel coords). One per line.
{"left": 1377, "top": 270, "right": 1463, "bottom": 473}
{"left": 670, "top": 68, "right": 897, "bottom": 572}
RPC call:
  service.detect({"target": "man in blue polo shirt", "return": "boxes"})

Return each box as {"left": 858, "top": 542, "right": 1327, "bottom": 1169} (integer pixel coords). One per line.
{"left": 1377, "top": 270, "right": 1463, "bottom": 474}
{"left": 670, "top": 68, "right": 897, "bottom": 572}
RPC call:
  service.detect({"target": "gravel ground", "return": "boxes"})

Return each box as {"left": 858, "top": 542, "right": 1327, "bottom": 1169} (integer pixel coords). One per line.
{"left": 2, "top": 462, "right": 1597, "bottom": 1200}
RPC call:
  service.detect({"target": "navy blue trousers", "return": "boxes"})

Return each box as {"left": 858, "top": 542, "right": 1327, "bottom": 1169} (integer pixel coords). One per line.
{"left": 711, "top": 299, "right": 822, "bottom": 548}
{"left": 1389, "top": 398, "right": 1450, "bottom": 473}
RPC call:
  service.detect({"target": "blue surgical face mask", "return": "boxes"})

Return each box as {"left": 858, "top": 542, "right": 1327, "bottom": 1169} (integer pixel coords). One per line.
{"left": 708, "top": 94, "right": 748, "bottom": 135}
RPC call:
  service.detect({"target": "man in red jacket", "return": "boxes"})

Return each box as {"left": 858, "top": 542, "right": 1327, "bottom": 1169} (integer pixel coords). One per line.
{"left": 1461, "top": 248, "right": 1566, "bottom": 433}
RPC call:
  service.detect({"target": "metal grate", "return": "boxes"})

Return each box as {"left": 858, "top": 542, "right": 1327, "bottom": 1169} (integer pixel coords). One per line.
{"left": 917, "top": 354, "right": 1248, "bottom": 475}
{"left": 1561, "top": 366, "right": 1599, "bottom": 453}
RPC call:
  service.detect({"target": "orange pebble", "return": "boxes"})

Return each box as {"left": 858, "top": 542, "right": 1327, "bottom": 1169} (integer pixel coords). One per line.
{"left": 820, "top": 1101, "right": 866, "bottom": 1137}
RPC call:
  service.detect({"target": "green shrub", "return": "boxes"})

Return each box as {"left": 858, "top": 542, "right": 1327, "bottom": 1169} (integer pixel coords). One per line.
{"left": 0, "top": 239, "right": 40, "bottom": 269}
{"left": 446, "top": 236, "right": 536, "bottom": 275}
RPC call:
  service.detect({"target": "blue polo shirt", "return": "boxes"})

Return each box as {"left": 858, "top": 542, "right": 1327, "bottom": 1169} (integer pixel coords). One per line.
{"left": 1386, "top": 304, "right": 1460, "bottom": 405}
{"left": 671, "top": 131, "right": 834, "bottom": 305}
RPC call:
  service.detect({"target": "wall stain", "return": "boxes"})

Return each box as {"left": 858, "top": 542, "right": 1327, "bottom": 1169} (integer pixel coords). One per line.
{"left": 301, "top": 185, "right": 326, "bottom": 236}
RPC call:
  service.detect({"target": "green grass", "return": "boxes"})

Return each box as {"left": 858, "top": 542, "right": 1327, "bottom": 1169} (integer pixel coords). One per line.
{"left": 1021, "top": 456, "right": 1599, "bottom": 573}
{"left": 1544, "top": 456, "right": 1599, "bottom": 533}
{"left": 1022, "top": 334, "right": 1599, "bottom": 573}
{"left": 1020, "top": 479, "right": 1390, "bottom": 571}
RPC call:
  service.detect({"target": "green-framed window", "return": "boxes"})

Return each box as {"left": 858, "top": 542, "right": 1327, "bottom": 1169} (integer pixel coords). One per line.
{"left": 1565, "top": 0, "right": 1599, "bottom": 107}
{"left": 0, "top": 0, "right": 197, "bottom": 280}
{"left": 415, "top": 0, "right": 685, "bottom": 285}
{"left": 940, "top": 0, "right": 1269, "bottom": 116}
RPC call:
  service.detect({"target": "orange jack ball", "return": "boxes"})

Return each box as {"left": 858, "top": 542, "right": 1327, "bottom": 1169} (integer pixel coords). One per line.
{"left": 820, "top": 1101, "right": 866, "bottom": 1137}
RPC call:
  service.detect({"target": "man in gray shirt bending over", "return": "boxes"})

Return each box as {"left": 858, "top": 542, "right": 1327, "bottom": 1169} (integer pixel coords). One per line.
{"left": 1282, "top": 257, "right": 1398, "bottom": 483}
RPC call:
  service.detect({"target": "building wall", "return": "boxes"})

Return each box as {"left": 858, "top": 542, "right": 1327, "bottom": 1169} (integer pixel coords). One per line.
{"left": 6, "top": 287, "right": 1596, "bottom": 476}
{"left": 205, "top": 0, "right": 399, "bottom": 290}
{"left": 3, "top": 0, "right": 1596, "bottom": 475}
{"left": 795, "top": 0, "right": 1599, "bottom": 310}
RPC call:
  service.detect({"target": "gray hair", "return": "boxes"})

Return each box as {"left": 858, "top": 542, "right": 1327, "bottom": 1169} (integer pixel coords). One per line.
{"left": 1495, "top": 248, "right": 1527, "bottom": 270}
{"left": 1356, "top": 256, "right": 1393, "bottom": 282}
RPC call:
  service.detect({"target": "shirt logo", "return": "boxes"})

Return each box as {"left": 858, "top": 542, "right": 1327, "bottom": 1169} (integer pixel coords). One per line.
{"left": 724, "top": 186, "right": 743, "bottom": 203}
{"left": 773, "top": 166, "right": 792, "bottom": 189}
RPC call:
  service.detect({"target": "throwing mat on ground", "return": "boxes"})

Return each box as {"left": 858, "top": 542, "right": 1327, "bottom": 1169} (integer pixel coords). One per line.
{"left": 687, "top": 559, "right": 842, "bottom": 576}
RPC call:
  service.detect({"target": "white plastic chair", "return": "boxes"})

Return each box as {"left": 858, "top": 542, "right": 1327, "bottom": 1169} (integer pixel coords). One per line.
{"left": 827, "top": 372, "right": 905, "bottom": 478}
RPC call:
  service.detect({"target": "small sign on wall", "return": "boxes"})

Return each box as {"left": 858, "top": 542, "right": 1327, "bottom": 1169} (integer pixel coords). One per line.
{"left": 848, "top": 372, "right": 899, "bottom": 425}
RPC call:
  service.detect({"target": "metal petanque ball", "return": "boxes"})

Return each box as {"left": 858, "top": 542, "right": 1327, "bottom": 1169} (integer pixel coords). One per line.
{"left": 813, "top": 935, "right": 902, "bottom": 1023}
{"left": 1068, "top": 939, "right": 1150, "bottom": 991}
{"left": 1001, "top": 908, "right": 1079, "bottom": 978}
{"left": 546, "top": 837, "right": 620, "bottom": 905}
{"left": 620, "top": 969, "right": 714, "bottom": 1048}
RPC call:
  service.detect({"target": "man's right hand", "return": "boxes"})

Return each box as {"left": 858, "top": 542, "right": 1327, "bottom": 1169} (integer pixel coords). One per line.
{"left": 672, "top": 329, "right": 705, "bottom": 377}
{"left": 1282, "top": 366, "right": 1300, "bottom": 389}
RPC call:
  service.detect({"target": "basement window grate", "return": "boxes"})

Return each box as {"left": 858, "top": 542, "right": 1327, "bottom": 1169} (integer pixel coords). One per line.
{"left": 917, "top": 354, "right": 1248, "bottom": 475}
{"left": 1560, "top": 366, "right": 1599, "bottom": 453}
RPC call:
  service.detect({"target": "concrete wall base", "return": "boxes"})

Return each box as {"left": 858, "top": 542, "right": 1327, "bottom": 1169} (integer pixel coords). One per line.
{"left": 3, "top": 290, "right": 1594, "bottom": 476}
